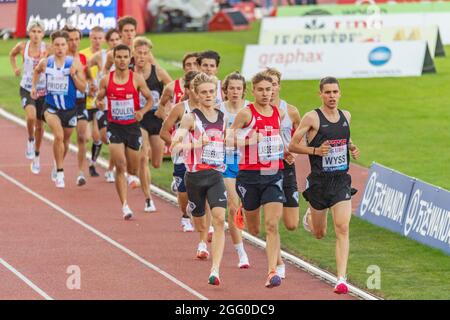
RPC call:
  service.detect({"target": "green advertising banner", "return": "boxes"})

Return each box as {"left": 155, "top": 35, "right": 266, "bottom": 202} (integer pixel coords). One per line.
{"left": 277, "top": 2, "right": 450, "bottom": 17}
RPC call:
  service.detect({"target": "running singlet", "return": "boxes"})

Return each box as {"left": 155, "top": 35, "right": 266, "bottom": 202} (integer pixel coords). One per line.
{"left": 173, "top": 78, "right": 184, "bottom": 104}
{"left": 239, "top": 104, "right": 284, "bottom": 171}
{"left": 45, "top": 55, "right": 77, "bottom": 110}
{"left": 106, "top": 71, "right": 140, "bottom": 125}
{"left": 185, "top": 109, "right": 225, "bottom": 173}
{"left": 308, "top": 108, "right": 350, "bottom": 174}
{"left": 279, "top": 100, "right": 295, "bottom": 146}
{"left": 215, "top": 80, "right": 223, "bottom": 105}
{"left": 219, "top": 100, "right": 249, "bottom": 159}
{"left": 79, "top": 47, "right": 100, "bottom": 109}
{"left": 139, "top": 65, "right": 164, "bottom": 111}
{"left": 173, "top": 100, "right": 192, "bottom": 165}
{"left": 20, "top": 41, "right": 46, "bottom": 96}
{"left": 75, "top": 54, "right": 88, "bottom": 99}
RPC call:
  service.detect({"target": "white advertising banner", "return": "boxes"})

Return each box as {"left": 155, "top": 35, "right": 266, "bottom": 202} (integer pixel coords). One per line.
{"left": 241, "top": 41, "right": 434, "bottom": 80}
{"left": 260, "top": 13, "right": 450, "bottom": 44}
{"left": 259, "top": 25, "right": 444, "bottom": 57}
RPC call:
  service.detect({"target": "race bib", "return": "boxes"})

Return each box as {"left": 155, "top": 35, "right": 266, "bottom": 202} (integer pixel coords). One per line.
{"left": 258, "top": 135, "right": 284, "bottom": 162}
{"left": 202, "top": 140, "right": 225, "bottom": 166}
{"left": 110, "top": 99, "right": 135, "bottom": 121}
{"left": 322, "top": 140, "right": 348, "bottom": 172}
{"left": 47, "top": 75, "right": 69, "bottom": 95}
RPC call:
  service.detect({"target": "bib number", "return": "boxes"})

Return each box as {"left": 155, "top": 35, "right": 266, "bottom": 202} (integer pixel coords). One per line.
{"left": 110, "top": 99, "right": 135, "bottom": 121}
{"left": 202, "top": 140, "right": 225, "bottom": 166}
{"left": 47, "top": 75, "right": 69, "bottom": 95}
{"left": 258, "top": 135, "right": 284, "bottom": 162}
{"left": 322, "top": 144, "right": 348, "bottom": 172}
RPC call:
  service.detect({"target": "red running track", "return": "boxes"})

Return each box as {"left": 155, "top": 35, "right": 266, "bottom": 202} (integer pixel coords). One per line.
{"left": 0, "top": 116, "right": 357, "bottom": 300}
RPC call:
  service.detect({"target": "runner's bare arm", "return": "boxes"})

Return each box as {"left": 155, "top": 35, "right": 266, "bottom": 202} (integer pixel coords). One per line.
{"left": 160, "top": 103, "right": 183, "bottom": 146}
{"left": 9, "top": 42, "right": 25, "bottom": 77}
{"left": 227, "top": 107, "right": 254, "bottom": 149}
{"left": 156, "top": 65, "right": 173, "bottom": 85}
{"left": 342, "top": 110, "right": 360, "bottom": 159}
{"left": 95, "top": 75, "right": 108, "bottom": 111}
{"left": 159, "top": 81, "right": 175, "bottom": 109}
{"left": 284, "top": 104, "right": 302, "bottom": 164}
{"left": 102, "top": 51, "right": 114, "bottom": 75}
{"left": 171, "top": 113, "right": 194, "bottom": 154}
{"left": 30, "top": 58, "right": 47, "bottom": 100}
{"left": 88, "top": 52, "right": 101, "bottom": 69}
{"left": 70, "top": 59, "right": 87, "bottom": 93}
{"left": 135, "top": 73, "right": 154, "bottom": 121}
{"left": 289, "top": 111, "right": 330, "bottom": 156}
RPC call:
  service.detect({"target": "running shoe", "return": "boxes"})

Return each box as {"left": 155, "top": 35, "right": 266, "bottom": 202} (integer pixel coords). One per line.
{"left": 144, "top": 199, "right": 157, "bottom": 212}
{"left": 303, "top": 208, "right": 312, "bottom": 233}
{"left": 51, "top": 166, "right": 57, "bottom": 182}
{"left": 89, "top": 165, "right": 99, "bottom": 177}
{"left": 265, "top": 271, "right": 281, "bottom": 288}
{"left": 238, "top": 252, "right": 250, "bottom": 269}
{"left": 334, "top": 277, "right": 349, "bottom": 295}
{"left": 128, "top": 175, "right": 141, "bottom": 189}
{"left": 76, "top": 173, "right": 87, "bottom": 187}
{"left": 30, "top": 156, "right": 40, "bottom": 175}
{"left": 105, "top": 170, "right": 115, "bottom": 183}
{"left": 276, "top": 264, "right": 286, "bottom": 279}
{"left": 207, "top": 226, "right": 214, "bottom": 243}
{"left": 122, "top": 204, "right": 133, "bottom": 220}
{"left": 25, "top": 140, "right": 35, "bottom": 160}
{"left": 181, "top": 217, "right": 194, "bottom": 232}
{"left": 208, "top": 269, "right": 221, "bottom": 286}
{"left": 196, "top": 241, "right": 209, "bottom": 260}
{"left": 55, "top": 172, "right": 65, "bottom": 189}
{"left": 170, "top": 178, "right": 178, "bottom": 193}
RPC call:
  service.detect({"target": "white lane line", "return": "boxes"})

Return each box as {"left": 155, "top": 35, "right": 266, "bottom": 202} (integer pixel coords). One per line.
{"left": 0, "top": 258, "right": 54, "bottom": 300}
{"left": 0, "top": 170, "right": 208, "bottom": 301}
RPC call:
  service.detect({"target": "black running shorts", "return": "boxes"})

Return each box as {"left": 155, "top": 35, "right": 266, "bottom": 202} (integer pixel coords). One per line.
{"left": 20, "top": 87, "right": 46, "bottom": 121}
{"left": 140, "top": 110, "right": 163, "bottom": 136}
{"left": 107, "top": 122, "right": 142, "bottom": 151}
{"left": 96, "top": 110, "right": 108, "bottom": 130}
{"left": 282, "top": 162, "right": 299, "bottom": 208}
{"left": 303, "top": 172, "right": 352, "bottom": 211}
{"left": 185, "top": 169, "right": 227, "bottom": 217}
{"left": 236, "top": 170, "right": 286, "bottom": 212}
{"left": 44, "top": 105, "right": 78, "bottom": 128}
{"left": 76, "top": 98, "right": 88, "bottom": 121}
{"left": 87, "top": 108, "right": 99, "bottom": 122}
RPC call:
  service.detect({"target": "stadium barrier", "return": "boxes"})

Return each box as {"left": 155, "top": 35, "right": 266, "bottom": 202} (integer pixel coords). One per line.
{"left": 357, "top": 162, "right": 450, "bottom": 255}
{"left": 241, "top": 41, "right": 435, "bottom": 80}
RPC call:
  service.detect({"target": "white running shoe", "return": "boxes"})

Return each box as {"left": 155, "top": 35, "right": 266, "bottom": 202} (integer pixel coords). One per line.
{"left": 334, "top": 277, "right": 349, "bottom": 295}
{"left": 276, "top": 264, "right": 286, "bottom": 279}
{"left": 25, "top": 140, "right": 35, "bottom": 160}
{"left": 303, "top": 208, "right": 312, "bottom": 233}
{"left": 30, "top": 156, "right": 40, "bottom": 175}
{"left": 144, "top": 199, "right": 157, "bottom": 212}
{"left": 51, "top": 166, "right": 57, "bottom": 182}
{"left": 127, "top": 175, "right": 140, "bottom": 189}
{"left": 171, "top": 178, "right": 178, "bottom": 193}
{"left": 181, "top": 217, "right": 194, "bottom": 232}
{"left": 207, "top": 225, "right": 214, "bottom": 243}
{"left": 76, "top": 173, "right": 87, "bottom": 187}
{"left": 196, "top": 241, "right": 209, "bottom": 260}
{"left": 105, "top": 170, "right": 115, "bottom": 183}
{"left": 55, "top": 172, "right": 65, "bottom": 189}
{"left": 122, "top": 204, "right": 133, "bottom": 220}
{"left": 238, "top": 252, "right": 250, "bottom": 269}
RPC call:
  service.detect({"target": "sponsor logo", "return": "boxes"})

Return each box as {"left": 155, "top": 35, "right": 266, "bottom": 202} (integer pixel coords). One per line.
{"left": 187, "top": 201, "right": 196, "bottom": 214}
{"left": 343, "top": 122, "right": 348, "bottom": 127}
{"left": 238, "top": 185, "right": 247, "bottom": 198}
{"left": 305, "top": 19, "right": 325, "bottom": 30}
{"left": 368, "top": 46, "right": 392, "bottom": 67}
{"left": 69, "top": 116, "right": 77, "bottom": 127}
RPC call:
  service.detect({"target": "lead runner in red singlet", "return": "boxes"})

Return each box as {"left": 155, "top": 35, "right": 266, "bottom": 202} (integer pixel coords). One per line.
{"left": 96, "top": 44, "right": 154, "bottom": 220}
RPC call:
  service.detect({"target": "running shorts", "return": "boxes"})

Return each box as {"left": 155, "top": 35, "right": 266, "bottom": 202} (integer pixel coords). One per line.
{"left": 20, "top": 87, "right": 46, "bottom": 121}
{"left": 185, "top": 169, "right": 227, "bottom": 217}
{"left": 76, "top": 98, "right": 88, "bottom": 121}
{"left": 140, "top": 110, "right": 163, "bottom": 136}
{"left": 107, "top": 122, "right": 142, "bottom": 151}
{"left": 282, "top": 162, "right": 299, "bottom": 208}
{"left": 87, "top": 108, "right": 99, "bottom": 122}
{"left": 44, "top": 105, "right": 78, "bottom": 128}
{"left": 96, "top": 110, "right": 108, "bottom": 130}
{"left": 173, "top": 163, "right": 187, "bottom": 193}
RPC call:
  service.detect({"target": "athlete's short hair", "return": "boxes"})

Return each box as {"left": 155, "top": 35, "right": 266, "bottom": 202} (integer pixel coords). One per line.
{"left": 197, "top": 50, "right": 220, "bottom": 67}
{"left": 184, "top": 71, "right": 200, "bottom": 89}
{"left": 90, "top": 26, "right": 104, "bottom": 34}
{"left": 113, "top": 44, "right": 131, "bottom": 57}
{"left": 251, "top": 72, "right": 273, "bottom": 86}
{"left": 319, "top": 77, "right": 340, "bottom": 91}
{"left": 262, "top": 67, "right": 282, "bottom": 84}
{"left": 182, "top": 52, "right": 199, "bottom": 68}
{"left": 133, "top": 36, "right": 153, "bottom": 50}
{"left": 50, "top": 30, "right": 69, "bottom": 43}
{"left": 27, "top": 20, "right": 45, "bottom": 33}
{"left": 62, "top": 25, "right": 82, "bottom": 39}
{"left": 192, "top": 73, "right": 218, "bottom": 94}
{"left": 118, "top": 16, "right": 137, "bottom": 32}
{"left": 105, "top": 28, "right": 120, "bottom": 41}
{"left": 222, "top": 71, "right": 246, "bottom": 99}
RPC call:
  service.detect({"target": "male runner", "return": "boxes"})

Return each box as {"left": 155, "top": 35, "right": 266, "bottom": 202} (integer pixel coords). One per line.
{"left": 220, "top": 72, "right": 250, "bottom": 269}
{"left": 288, "top": 77, "right": 360, "bottom": 294}
{"left": 263, "top": 68, "right": 301, "bottom": 280}
{"left": 96, "top": 44, "right": 154, "bottom": 219}
{"left": 31, "top": 30, "right": 86, "bottom": 188}
{"left": 172, "top": 73, "right": 227, "bottom": 285}
{"left": 197, "top": 50, "right": 224, "bottom": 104}
{"left": 80, "top": 26, "right": 105, "bottom": 178}
{"left": 9, "top": 20, "right": 49, "bottom": 173}
{"left": 228, "top": 72, "right": 286, "bottom": 288}
{"left": 160, "top": 70, "right": 200, "bottom": 232}
{"left": 133, "top": 37, "right": 172, "bottom": 212}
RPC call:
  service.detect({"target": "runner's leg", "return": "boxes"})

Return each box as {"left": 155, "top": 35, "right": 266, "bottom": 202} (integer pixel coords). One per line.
{"left": 331, "top": 200, "right": 352, "bottom": 279}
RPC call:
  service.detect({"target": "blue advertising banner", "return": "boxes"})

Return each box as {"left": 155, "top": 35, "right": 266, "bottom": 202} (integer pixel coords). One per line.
{"left": 403, "top": 180, "right": 450, "bottom": 254}
{"left": 27, "top": 0, "right": 118, "bottom": 35}
{"left": 357, "top": 162, "right": 415, "bottom": 234}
